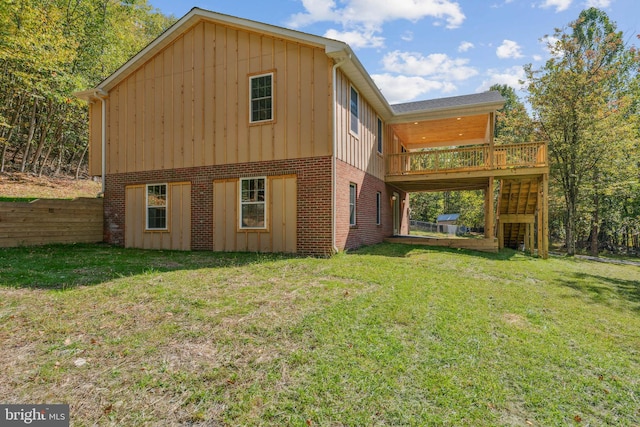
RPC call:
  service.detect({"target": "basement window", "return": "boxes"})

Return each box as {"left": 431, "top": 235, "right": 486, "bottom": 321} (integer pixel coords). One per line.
{"left": 240, "top": 177, "right": 267, "bottom": 229}
{"left": 350, "top": 183, "right": 357, "bottom": 226}
{"left": 146, "top": 184, "right": 167, "bottom": 230}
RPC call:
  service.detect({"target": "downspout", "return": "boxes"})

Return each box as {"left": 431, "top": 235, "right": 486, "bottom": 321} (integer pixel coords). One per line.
{"left": 93, "top": 90, "right": 107, "bottom": 197}
{"left": 331, "top": 54, "right": 350, "bottom": 254}
{"left": 99, "top": 95, "right": 106, "bottom": 197}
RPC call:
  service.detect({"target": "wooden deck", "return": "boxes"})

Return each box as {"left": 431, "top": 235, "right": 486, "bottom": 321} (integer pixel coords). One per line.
{"left": 382, "top": 142, "right": 550, "bottom": 257}
{"left": 385, "top": 235, "right": 499, "bottom": 253}
{"left": 385, "top": 142, "right": 548, "bottom": 192}
{"left": 386, "top": 142, "right": 546, "bottom": 177}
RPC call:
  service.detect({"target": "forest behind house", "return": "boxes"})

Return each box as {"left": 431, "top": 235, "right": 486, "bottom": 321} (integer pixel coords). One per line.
{"left": 0, "top": 2, "right": 638, "bottom": 255}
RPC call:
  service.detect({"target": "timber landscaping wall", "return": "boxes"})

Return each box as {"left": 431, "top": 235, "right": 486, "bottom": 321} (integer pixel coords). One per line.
{"left": 0, "top": 198, "right": 103, "bottom": 248}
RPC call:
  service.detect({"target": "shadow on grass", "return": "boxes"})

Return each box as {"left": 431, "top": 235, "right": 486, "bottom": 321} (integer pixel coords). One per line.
{"left": 0, "top": 243, "right": 296, "bottom": 290}
{"left": 1, "top": 241, "right": 528, "bottom": 290}
{"left": 557, "top": 272, "right": 640, "bottom": 309}
{"left": 351, "top": 241, "right": 521, "bottom": 260}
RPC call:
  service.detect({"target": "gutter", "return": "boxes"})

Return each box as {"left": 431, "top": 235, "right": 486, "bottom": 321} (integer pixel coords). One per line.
{"left": 331, "top": 54, "right": 350, "bottom": 254}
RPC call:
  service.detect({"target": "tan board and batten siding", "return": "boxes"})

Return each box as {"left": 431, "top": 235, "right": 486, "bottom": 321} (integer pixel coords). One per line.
{"left": 213, "top": 175, "right": 297, "bottom": 253}
{"left": 125, "top": 182, "right": 191, "bottom": 250}
{"left": 88, "top": 20, "right": 334, "bottom": 176}
{"left": 334, "top": 70, "right": 386, "bottom": 180}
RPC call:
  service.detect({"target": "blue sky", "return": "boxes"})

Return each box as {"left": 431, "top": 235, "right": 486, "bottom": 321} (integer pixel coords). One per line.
{"left": 147, "top": 0, "right": 639, "bottom": 104}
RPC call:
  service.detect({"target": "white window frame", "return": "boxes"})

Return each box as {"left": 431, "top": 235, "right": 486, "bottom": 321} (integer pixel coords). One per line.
{"left": 350, "top": 85, "right": 359, "bottom": 136}
{"left": 376, "top": 191, "right": 381, "bottom": 225}
{"left": 249, "top": 72, "right": 274, "bottom": 123}
{"left": 146, "top": 183, "right": 168, "bottom": 231}
{"left": 377, "top": 117, "right": 383, "bottom": 154}
{"left": 349, "top": 183, "right": 357, "bottom": 226}
{"left": 239, "top": 177, "right": 267, "bottom": 230}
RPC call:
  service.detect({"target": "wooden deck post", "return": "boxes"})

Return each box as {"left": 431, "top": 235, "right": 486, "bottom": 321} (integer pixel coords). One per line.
{"left": 485, "top": 178, "right": 494, "bottom": 238}
{"left": 537, "top": 176, "right": 543, "bottom": 257}
{"left": 542, "top": 173, "right": 549, "bottom": 259}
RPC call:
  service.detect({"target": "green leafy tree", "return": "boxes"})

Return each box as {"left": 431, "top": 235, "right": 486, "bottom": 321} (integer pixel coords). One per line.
{"left": 490, "top": 83, "right": 534, "bottom": 144}
{"left": 0, "top": 0, "right": 174, "bottom": 177}
{"left": 525, "top": 7, "right": 639, "bottom": 255}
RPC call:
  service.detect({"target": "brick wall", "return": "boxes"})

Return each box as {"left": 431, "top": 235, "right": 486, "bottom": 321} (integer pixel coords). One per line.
{"left": 104, "top": 156, "right": 333, "bottom": 256}
{"left": 335, "top": 159, "right": 406, "bottom": 251}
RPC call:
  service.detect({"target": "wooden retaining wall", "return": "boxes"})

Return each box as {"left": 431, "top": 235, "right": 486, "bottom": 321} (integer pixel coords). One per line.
{"left": 0, "top": 198, "right": 103, "bottom": 248}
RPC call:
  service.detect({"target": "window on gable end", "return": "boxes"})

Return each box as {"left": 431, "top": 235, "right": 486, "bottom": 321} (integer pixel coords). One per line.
{"left": 250, "top": 73, "right": 273, "bottom": 123}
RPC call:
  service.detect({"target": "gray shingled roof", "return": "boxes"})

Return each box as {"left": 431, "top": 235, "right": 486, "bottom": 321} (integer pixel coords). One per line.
{"left": 391, "top": 91, "right": 504, "bottom": 114}
{"left": 437, "top": 213, "right": 460, "bottom": 222}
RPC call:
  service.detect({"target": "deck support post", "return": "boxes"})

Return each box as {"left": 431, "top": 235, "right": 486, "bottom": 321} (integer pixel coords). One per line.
{"left": 542, "top": 173, "right": 549, "bottom": 259}
{"left": 485, "top": 177, "right": 494, "bottom": 239}
{"left": 537, "top": 177, "right": 543, "bottom": 257}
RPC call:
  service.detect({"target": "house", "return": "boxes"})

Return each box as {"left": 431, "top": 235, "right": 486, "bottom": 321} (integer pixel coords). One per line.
{"left": 76, "top": 8, "right": 549, "bottom": 257}
{"left": 437, "top": 214, "right": 460, "bottom": 226}
{"left": 436, "top": 213, "right": 460, "bottom": 235}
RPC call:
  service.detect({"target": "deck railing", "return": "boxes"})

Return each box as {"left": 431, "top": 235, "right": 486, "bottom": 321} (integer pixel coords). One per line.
{"left": 386, "top": 142, "right": 547, "bottom": 176}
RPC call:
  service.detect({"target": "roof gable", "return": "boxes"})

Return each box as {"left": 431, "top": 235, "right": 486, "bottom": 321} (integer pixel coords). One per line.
{"left": 97, "top": 7, "right": 348, "bottom": 93}
{"left": 78, "top": 8, "right": 502, "bottom": 123}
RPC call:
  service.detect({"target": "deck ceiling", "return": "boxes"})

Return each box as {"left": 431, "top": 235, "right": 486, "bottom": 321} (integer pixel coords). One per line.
{"left": 391, "top": 113, "right": 490, "bottom": 149}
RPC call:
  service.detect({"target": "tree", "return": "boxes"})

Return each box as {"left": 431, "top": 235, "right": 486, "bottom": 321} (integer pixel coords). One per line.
{"left": 490, "top": 84, "right": 534, "bottom": 144}
{"left": 525, "top": 8, "right": 639, "bottom": 255}
{"left": 0, "top": 0, "right": 174, "bottom": 178}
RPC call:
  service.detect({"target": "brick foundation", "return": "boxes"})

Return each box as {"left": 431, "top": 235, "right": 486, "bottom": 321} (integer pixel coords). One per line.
{"left": 104, "top": 156, "right": 333, "bottom": 256}
{"left": 335, "top": 159, "right": 408, "bottom": 251}
{"left": 103, "top": 156, "right": 406, "bottom": 255}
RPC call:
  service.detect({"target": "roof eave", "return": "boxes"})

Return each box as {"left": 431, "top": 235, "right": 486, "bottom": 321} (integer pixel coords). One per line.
{"left": 388, "top": 100, "right": 505, "bottom": 124}
{"left": 328, "top": 47, "right": 394, "bottom": 120}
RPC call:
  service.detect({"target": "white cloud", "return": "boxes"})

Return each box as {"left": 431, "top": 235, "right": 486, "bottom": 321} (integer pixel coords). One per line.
{"left": 476, "top": 66, "right": 527, "bottom": 92}
{"left": 372, "top": 73, "right": 457, "bottom": 104}
{"left": 458, "top": 41, "right": 474, "bottom": 52}
{"left": 289, "top": 0, "right": 466, "bottom": 30}
{"left": 533, "top": 54, "right": 543, "bottom": 61}
{"left": 324, "top": 28, "right": 385, "bottom": 48}
{"left": 585, "top": 0, "right": 611, "bottom": 7}
{"left": 382, "top": 50, "right": 478, "bottom": 81}
{"left": 496, "top": 39, "right": 524, "bottom": 59}
{"left": 539, "top": 0, "right": 573, "bottom": 12}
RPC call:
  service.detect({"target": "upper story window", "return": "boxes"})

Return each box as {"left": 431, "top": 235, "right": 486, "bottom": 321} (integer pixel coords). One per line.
{"left": 146, "top": 184, "right": 167, "bottom": 230}
{"left": 250, "top": 73, "right": 273, "bottom": 123}
{"left": 377, "top": 117, "right": 383, "bottom": 154}
{"left": 350, "top": 86, "right": 359, "bottom": 136}
{"left": 240, "top": 177, "right": 267, "bottom": 229}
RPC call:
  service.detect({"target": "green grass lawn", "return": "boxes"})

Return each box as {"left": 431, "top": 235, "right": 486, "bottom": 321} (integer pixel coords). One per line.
{"left": 0, "top": 243, "right": 638, "bottom": 426}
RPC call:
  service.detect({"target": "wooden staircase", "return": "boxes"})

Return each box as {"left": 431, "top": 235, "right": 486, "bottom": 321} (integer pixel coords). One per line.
{"left": 497, "top": 178, "right": 539, "bottom": 250}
